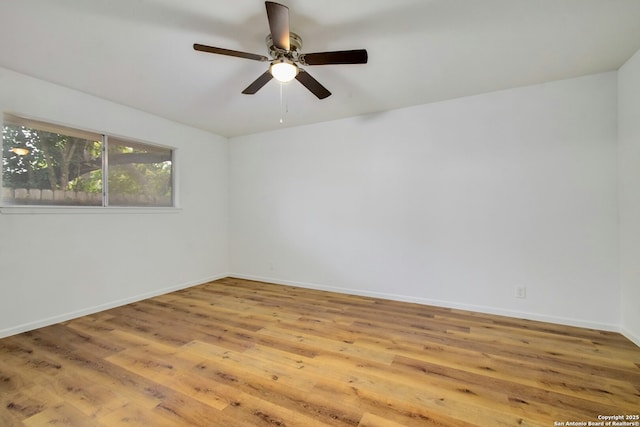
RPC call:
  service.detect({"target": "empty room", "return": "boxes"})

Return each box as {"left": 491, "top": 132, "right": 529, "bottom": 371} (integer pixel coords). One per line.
{"left": 1, "top": 0, "right": 639, "bottom": 426}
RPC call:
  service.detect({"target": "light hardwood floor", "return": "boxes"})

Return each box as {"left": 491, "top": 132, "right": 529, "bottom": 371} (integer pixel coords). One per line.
{"left": 1, "top": 277, "right": 639, "bottom": 426}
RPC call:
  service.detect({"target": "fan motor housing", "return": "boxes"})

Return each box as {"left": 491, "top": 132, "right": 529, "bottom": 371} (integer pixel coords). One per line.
{"left": 266, "top": 31, "right": 302, "bottom": 59}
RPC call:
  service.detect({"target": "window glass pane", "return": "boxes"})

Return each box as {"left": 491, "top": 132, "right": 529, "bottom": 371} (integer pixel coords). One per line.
{"left": 2, "top": 118, "right": 103, "bottom": 206}
{"left": 107, "top": 137, "right": 172, "bottom": 207}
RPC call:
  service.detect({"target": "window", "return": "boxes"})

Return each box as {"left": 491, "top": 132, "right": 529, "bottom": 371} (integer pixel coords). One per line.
{"left": 107, "top": 137, "right": 173, "bottom": 207}
{"left": 1, "top": 113, "right": 173, "bottom": 207}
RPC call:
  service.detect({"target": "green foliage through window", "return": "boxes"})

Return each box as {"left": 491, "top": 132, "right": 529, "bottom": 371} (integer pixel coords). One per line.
{"left": 1, "top": 114, "right": 173, "bottom": 207}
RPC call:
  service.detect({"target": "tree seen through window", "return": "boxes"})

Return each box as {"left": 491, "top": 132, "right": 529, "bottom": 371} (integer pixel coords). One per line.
{"left": 1, "top": 114, "right": 173, "bottom": 207}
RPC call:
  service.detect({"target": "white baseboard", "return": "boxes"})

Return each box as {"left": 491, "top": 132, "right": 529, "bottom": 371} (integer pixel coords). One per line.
{"left": 0, "top": 273, "right": 229, "bottom": 339}
{"left": 5, "top": 273, "right": 635, "bottom": 349}
{"left": 230, "top": 273, "right": 622, "bottom": 334}
{"left": 620, "top": 327, "right": 640, "bottom": 348}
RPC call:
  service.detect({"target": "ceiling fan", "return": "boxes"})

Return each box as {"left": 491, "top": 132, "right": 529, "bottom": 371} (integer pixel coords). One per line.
{"left": 193, "top": 1, "right": 368, "bottom": 99}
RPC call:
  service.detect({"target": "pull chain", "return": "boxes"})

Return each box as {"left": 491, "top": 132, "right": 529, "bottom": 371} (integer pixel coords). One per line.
{"left": 280, "top": 82, "right": 283, "bottom": 123}
{"left": 279, "top": 82, "right": 288, "bottom": 124}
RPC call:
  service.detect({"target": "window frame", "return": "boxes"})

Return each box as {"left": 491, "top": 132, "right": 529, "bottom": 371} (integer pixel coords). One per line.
{"left": 1, "top": 112, "right": 179, "bottom": 214}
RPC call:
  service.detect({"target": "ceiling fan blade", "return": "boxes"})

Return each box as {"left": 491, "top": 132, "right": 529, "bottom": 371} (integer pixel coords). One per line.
{"left": 265, "top": 2, "right": 290, "bottom": 51}
{"left": 242, "top": 71, "right": 273, "bottom": 94}
{"left": 295, "top": 70, "right": 331, "bottom": 99}
{"left": 300, "top": 49, "right": 368, "bottom": 65}
{"left": 193, "top": 43, "right": 268, "bottom": 62}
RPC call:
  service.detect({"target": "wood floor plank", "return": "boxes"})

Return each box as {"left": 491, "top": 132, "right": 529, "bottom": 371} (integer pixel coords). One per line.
{"left": 21, "top": 401, "right": 104, "bottom": 427}
{"left": 381, "top": 334, "right": 640, "bottom": 409}
{"left": 0, "top": 384, "right": 61, "bottom": 426}
{"left": 184, "top": 354, "right": 363, "bottom": 426}
{"left": 96, "top": 401, "right": 185, "bottom": 427}
{"left": 358, "top": 412, "right": 414, "bottom": 427}
{"left": 33, "top": 370, "right": 130, "bottom": 419}
{"left": 1, "top": 277, "right": 639, "bottom": 426}
{"left": 348, "top": 315, "right": 640, "bottom": 384}
{"left": 183, "top": 340, "right": 318, "bottom": 392}
{"left": 161, "top": 370, "right": 234, "bottom": 411}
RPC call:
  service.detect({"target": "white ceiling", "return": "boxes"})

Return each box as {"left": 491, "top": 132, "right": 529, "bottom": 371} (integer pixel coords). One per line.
{"left": 1, "top": 0, "right": 640, "bottom": 138}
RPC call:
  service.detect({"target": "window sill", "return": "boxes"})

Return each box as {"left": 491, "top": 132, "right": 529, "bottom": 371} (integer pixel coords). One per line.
{"left": 0, "top": 206, "right": 181, "bottom": 215}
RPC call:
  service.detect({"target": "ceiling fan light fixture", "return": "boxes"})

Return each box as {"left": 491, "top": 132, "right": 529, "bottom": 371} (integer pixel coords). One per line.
{"left": 270, "top": 59, "right": 298, "bottom": 83}
{"left": 193, "top": 2, "right": 367, "bottom": 99}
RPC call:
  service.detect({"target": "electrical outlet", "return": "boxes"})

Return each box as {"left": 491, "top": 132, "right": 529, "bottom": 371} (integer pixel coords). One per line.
{"left": 515, "top": 286, "right": 527, "bottom": 299}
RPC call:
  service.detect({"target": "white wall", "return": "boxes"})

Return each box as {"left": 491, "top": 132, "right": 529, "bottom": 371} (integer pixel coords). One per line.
{"left": 0, "top": 67, "right": 229, "bottom": 337}
{"left": 230, "top": 72, "right": 619, "bottom": 330}
{"left": 619, "top": 49, "right": 640, "bottom": 345}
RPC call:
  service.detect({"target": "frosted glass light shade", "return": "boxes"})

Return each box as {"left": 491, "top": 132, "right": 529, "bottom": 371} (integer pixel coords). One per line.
{"left": 270, "top": 61, "right": 298, "bottom": 83}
